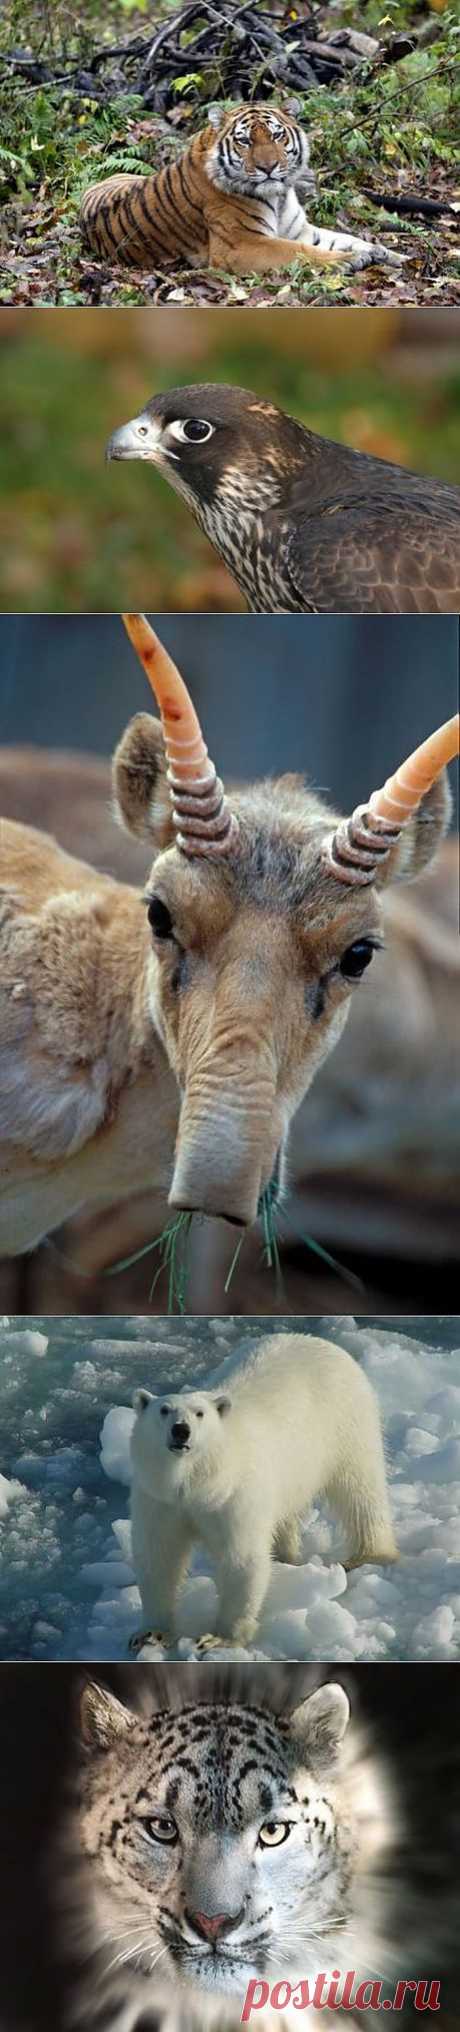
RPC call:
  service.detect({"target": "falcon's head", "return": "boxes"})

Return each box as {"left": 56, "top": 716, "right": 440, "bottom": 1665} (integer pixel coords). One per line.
{"left": 106, "top": 383, "right": 307, "bottom": 516}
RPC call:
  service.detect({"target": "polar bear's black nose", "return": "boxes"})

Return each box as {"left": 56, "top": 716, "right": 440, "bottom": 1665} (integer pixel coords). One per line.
{"left": 170, "top": 1420, "right": 190, "bottom": 1447}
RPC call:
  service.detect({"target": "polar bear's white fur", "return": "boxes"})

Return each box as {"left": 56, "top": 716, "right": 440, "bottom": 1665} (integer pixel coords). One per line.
{"left": 129, "top": 1333, "right": 397, "bottom": 1650}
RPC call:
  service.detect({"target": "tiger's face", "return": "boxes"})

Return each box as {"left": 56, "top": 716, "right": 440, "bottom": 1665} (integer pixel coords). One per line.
{"left": 206, "top": 105, "right": 312, "bottom": 198}
{"left": 78, "top": 1682, "right": 387, "bottom": 2011}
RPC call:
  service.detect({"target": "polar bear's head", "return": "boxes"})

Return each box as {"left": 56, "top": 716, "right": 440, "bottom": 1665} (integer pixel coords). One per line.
{"left": 131, "top": 1387, "right": 232, "bottom": 1486}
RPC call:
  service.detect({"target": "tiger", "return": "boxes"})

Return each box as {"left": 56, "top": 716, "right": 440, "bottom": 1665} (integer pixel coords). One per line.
{"left": 79, "top": 103, "right": 402, "bottom": 277}
{"left": 68, "top": 1669, "right": 400, "bottom": 2032}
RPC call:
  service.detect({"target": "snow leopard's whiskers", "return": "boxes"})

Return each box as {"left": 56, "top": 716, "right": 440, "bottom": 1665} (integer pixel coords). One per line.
{"left": 148, "top": 1944, "right": 170, "bottom": 1976}
{"left": 102, "top": 1924, "right": 155, "bottom": 1979}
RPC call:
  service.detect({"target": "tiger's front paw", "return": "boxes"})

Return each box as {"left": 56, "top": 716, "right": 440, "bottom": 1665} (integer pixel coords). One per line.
{"left": 349, "top": 242, "right": 406, "bottom": 273}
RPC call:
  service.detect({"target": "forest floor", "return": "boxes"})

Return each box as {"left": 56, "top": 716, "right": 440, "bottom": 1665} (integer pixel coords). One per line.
{"left": 1, "top": 0, "right": 459, "bottom": 307}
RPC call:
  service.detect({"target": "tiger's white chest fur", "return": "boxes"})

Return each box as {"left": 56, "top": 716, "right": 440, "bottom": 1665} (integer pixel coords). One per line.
{"left": 265, "top": 187, "right": 309, "bottom": 240}
{"left": 226, "top": 185, "right": 308, "bottom": 242}
{"left": 210, "top": 175, "right": 309, "bottom": 245}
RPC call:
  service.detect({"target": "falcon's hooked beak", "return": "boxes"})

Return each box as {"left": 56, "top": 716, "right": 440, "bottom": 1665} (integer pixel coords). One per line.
{"left": 106, "top": 413, "right": 166, "bottom": 464}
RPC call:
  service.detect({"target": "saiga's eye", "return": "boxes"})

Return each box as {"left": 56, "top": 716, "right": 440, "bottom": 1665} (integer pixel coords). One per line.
{"left": 339, "top": 937, "right": 379, "bottom": 981}
{"left": 147, "top": 896, "right": 173, "bottom": 939}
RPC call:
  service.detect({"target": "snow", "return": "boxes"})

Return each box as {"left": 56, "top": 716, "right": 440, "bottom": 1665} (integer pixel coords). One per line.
{"left": 0, "top": 1472, "right": 27, "bottom": 1518}
{"left": 0, "top": 1314, "right": 459, "bottom": 1663}
{"left": 1, "top": 1330, "right": 48, "bottom": 1358}
{"left": 101, "top": 1407, "right": 135, "bottom": 1486}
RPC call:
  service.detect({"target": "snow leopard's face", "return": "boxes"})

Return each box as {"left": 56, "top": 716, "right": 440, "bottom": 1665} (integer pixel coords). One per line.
{"left": 131, "top": 1389, "right": 231, "bottom": 1488}
{"left": 79, "top": 1684, "right": 358, "bottom": 2007}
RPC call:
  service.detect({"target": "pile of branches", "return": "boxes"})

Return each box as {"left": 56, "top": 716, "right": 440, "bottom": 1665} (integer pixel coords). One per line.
{"left": 1, "top": 0, "right": 415, "bottom": 111}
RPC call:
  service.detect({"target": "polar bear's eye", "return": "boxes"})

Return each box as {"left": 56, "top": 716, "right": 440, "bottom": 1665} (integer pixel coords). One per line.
{"left": 195, "top": 1410, "right": 204, "bottom": 1419}
{"left": 259, "top": 1821, "right": 292, "bottom": 1847}
{"left": 160, "top": 1406, "right": 170, "bottom": 1418}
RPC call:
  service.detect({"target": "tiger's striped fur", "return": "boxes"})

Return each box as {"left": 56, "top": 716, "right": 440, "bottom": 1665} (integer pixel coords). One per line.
{"left": 79, "top": 104, "right": 401, "bottom": 276}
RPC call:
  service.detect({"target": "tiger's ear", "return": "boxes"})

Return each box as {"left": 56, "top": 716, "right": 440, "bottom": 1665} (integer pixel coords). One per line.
{"left": 207, "top": 103, "right": 226, "bottom": 131}
{"left": 80, "top": 1681, "right": 137, "bottom": 1751}
{"left": 112, "top": 713, "right": 175, "bottom": 851}
{"left": 287, "top": 1683, "right": 350, "bottom": 1772}
{"left": 283, "top": 95, "right": 302, "bottom": 119}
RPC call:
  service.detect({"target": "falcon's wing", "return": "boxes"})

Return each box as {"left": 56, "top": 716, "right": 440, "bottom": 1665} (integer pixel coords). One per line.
{"left": 286, "top": 504, "right": 460, "bottom": 614}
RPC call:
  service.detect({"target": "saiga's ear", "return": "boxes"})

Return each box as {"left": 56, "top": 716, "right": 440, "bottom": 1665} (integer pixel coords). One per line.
{"left": 113, "top": 714, "right": 175, "bottom": 852}
{"left": 376, "top": 774, "right": 452, "bottom": 888}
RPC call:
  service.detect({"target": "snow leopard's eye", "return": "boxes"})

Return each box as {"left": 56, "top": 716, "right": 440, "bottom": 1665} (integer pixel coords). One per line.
{"left": 259, "top": 1821, "right": 292, "bottom": 1847}
{"left": 142, "top": 1812, "right": 178, "bottom": 1845}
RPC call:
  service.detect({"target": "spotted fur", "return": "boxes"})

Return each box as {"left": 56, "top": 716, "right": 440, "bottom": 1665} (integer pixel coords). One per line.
{"left": 79, "top": 103, "right": 401, "bottom": 275}
{"left": 76, "top": 1678, "right": 395, "bottom": 2029}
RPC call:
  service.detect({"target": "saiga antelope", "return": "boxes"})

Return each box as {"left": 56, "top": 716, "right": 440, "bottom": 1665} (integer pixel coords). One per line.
{"left": 0, "top": 616, "right": 457, "bottom": 1259}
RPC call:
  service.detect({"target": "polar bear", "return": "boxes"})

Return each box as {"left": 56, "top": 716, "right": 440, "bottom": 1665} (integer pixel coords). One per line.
{"left": 129, "top": 1332, "right": 397, "bottom": 1652}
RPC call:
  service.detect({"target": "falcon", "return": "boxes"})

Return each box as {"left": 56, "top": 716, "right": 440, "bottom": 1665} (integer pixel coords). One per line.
{"left": 106, "top": 382, "right": 460, "bottom": 614}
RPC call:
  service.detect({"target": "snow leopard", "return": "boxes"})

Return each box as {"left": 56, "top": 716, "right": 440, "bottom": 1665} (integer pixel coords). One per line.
{"left": 70, "top": 1668, "right": 397, "bottom": 2032}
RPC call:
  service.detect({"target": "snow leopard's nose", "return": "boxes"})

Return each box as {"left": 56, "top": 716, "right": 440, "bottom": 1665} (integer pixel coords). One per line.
{"left": 170, "top": 1419, "right": 190, "bottom": 1448}
{"left": 186, "top": 1905, "right": 245, "bottom": 1943}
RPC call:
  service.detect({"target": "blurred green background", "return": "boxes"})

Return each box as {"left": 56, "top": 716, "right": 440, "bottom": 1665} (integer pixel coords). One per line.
{"left": 0, "top": 305, "right": 459, "bottom": 612}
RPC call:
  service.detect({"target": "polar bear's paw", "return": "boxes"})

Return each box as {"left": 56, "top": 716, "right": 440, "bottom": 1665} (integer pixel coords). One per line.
{"left": 344, "top": 1544, "right": 399, "bottom": 1572}
{"left": 128, "top": 1627, "right": 173, "bottom": 1654}
{"left": 196, "top": 1632, "right": 228, "bottom": 1655}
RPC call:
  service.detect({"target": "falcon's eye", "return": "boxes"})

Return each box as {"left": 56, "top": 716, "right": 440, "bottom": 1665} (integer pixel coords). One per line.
{"left": 339, "top": 937, "right": 378, "bottom": 981}
{"left": 142, "top": 1813, "right": 178, "bottom": 1845}
{"left": 147, "top": 896, "right": 173, "bottom": 940}
{"left": 259, "top": 1821, "right": 291, "bottom": 1848}
{"left": 168, "top": 419, "right": 214, "bottom": 445}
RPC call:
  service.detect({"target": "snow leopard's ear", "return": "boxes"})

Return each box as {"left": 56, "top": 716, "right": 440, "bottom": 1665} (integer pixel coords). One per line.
{"left": 133, "top": 1388, "right": 154, "bottom": 1413}
{"left": 287, "top": 1683, "right": 350, "bottom": 1773}
{"left": 215, "top": 1395, "right": 232, "bottom": 1417}
{"left": 80, "top": 1681, "right": 137, "bottom": 1751}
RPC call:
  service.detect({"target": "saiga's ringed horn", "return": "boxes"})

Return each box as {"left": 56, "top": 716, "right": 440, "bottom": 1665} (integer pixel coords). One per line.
{"left": 122, "top": 612, "right": 239, "bottom": 859}
{"left": 323, "top": 714, "right": 459, "bottom": 887}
